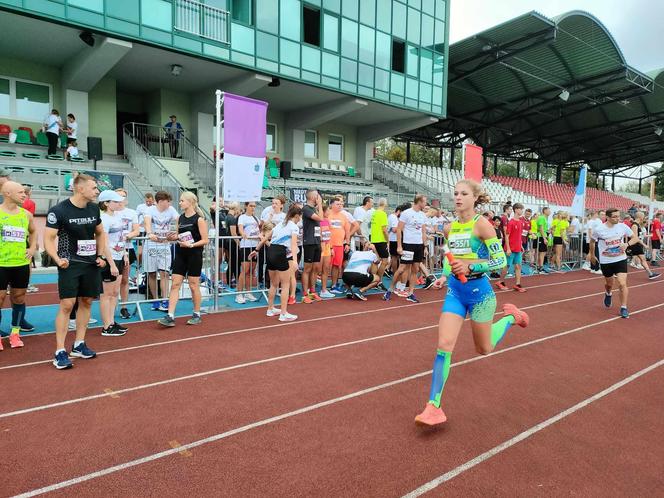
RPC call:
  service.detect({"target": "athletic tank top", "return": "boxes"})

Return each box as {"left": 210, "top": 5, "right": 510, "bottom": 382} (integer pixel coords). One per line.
{"left": 447, "top": 215, "right": 489, "bottom": 261}
{"left": 0, "top": 207, "right": 30, "bottom": 267}
{"left": 177, "top": 212, "right": 202, "bottom": 252}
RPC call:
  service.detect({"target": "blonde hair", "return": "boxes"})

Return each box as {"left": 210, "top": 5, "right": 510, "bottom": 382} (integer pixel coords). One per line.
{"left": 261, "top": 221, "right": 275, "bottom": 234}
{"left": 457, "top": 179, "right": 490, "bottom": 207}
{"left": 181, "top": 191, "right": 204, "bottom": 217}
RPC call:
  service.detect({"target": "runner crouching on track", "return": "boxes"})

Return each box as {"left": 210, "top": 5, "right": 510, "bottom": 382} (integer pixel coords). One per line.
{"left": 265, "top": 204, "right": 302, "bottom": 322}
{"left": 342, "top": 242, "right": 382, "bottom": 301}
{"left": 589, "top": 208, "right": 640, "bottom": 319}
{"left": 44, "top": 174, "right": 111, "bottom": 369}
{"left": 415, "top": 179, "right": 529, "bottom": 426}
{"left": 157, "top": 192, "right": 209, "bottom": 327}
{"left": 0, "top": 181, "right": 37, "bottom": 350}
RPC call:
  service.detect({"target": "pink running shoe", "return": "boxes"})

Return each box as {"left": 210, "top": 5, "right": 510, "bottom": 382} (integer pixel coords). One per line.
{"left": 9, "top": 334, "right": 24, "bottom": 348}
{"left": 415, "top": 403, "right": 447, "bottom": 426}
{"left": 503, "top": 303, "right": 529, "bottom": 328}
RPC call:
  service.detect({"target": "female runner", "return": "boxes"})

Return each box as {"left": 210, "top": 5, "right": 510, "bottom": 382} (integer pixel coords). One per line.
{"left": 415, "top": 179, "right": 529, "bottom": 426}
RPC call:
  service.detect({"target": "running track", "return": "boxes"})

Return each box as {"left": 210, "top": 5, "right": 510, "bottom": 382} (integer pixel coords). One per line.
{"left": 1, "top": 271, "right": 663, "bottom": 497}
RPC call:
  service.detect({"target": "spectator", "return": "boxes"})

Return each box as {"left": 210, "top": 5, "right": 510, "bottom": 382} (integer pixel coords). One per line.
{"left": 43, "top": 109, "right": 63, "bottom": 156}
{"left": 164, "top": 115, "right": 183, "bottom": 158}
{"left": 342, "top": 242, "right": 382, "bottom": 300}
{"left": 651, "top": 212, "right": 662, "bottom": 267}
{"left": 369, "top": 198, "right": 389, "bottom": 287}
{"left": 115, "top": 188, "right": 140, "bottom": 320}
{"left": 0, "top": 168, "right": 9, "bottom": 203}
{"left": 65, "top": 113, "right": 78, "bottom": 146}
{"left": 259, "top": 195, "right": 286, "bottom": 290}
{"left": 65, "top": 140, "right": 79, "bottom": 161}
{"left": 328, "top": 196, "right": 351, "bottom": 293}
{"left": 318, "top": 204, "right": 333, "bottom": 298}
{"left": 223, "top": 202, "right": 241, "bottom": 288}
{"left": 135, "top": 192, "right": 155, "bottom": 264}
{"left": 628, "top": 203, "right": 638, "bottom": 219}
{"left": 352, "top": 196, "right": 374, "bottom": 249}
{"left": 301, "top": 189, "right": 323, "bottom": 303}
{"left": 236, "top": 202, "right": 260, "bottom": 304}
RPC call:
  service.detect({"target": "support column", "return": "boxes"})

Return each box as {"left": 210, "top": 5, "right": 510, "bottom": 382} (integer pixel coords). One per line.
{"left": 573, "top": 169, "right": 577, "bottom": 184}
{"left": 450, "top": 145, "right": 455, "bottom": 170}
{"left": 438, "top": 147, "right": 443, "bottom": 168}
{"left": 64, "top": 90, "right": 89, "bottom": 150}
{"left": 482, "top": 154, "right": 487, "bottom": 176}
{"left": 284, "top": 129, "right": 305, "bottom": 172}
{"left": 516, "top": 159, "right": 521, "bottom": 178}
{"left": 493, "top": 155, "right": 498, "bottom": 175}
{"left": 406, "top": 140, "right": 411, "bottom": 163}
{"left": 536, "top": 159, "right": 541, "bottom": 180}
{"left": 612, "top": 173, "right": 615, "bottom": 191}
{"left": 556, "top": 164, "right": 563, "bottom": 183}
{"left": 638, "top": 177, "right": 642, "bottom": 194}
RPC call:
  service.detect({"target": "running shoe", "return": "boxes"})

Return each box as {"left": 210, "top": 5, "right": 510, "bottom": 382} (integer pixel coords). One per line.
{"left": 582, "top": 262, "right": 591, "bottom": 271}
{"left": 68, "top": 319, "right": 76, "bottom": 331}
{"left": 287, "top": 296, "right": 296, "bottom": 305}
{"left": 19, "top": 320, "right": 35, "bottom": 332}
{"left": 234, "top": 294, "right": 246, "bottom": 304}
{"left": 416, "top": 276, "right": 425, "bottom": 286}
{"left": 648, "top": 272, "right": 661, "bottom": 280}
{"left": 113, "top": 322, "right": 129, "bottom": 333}
{"left": 651, "top": 261, "right": 660, "bottom": 267}
{"left": 53, "top": 350, "right": 72, "bottom": 370}
{"left": 319, "top": 290, "right": 335, "bottom": 299}
{"left": 346, "top": 292, "right": 354, "bottom": 299}
{"left": 102, "top": 324, "right": 127, "bottom": 336}
{"left": 506, "top": 273, "right": 515, "bottom": 278}
{"left": 266, "top": 308, "right": 280, "bottom": 317}
{"left": 302, "top": 295, "right": 314, "bottom": 304}
{"left": 88, "top": 317, "right": 98, "bottom": 325}
{"left": 159, "top": 300, "right": 169, "bottom": 311}
{"left": 603, "top": 292, "right": 612, "bottom": 308}
{"left": 353, "top": 290, "right": 367, "bottom": 301}
{"left": 9, "top": 334, "right": 24, "bottom": 348}
{"left": 151, "top": 301, "right": 161, "bottom": 311}
{"left": 278, "top": 312, "right": 298, "bottom": 322}
{"left": 70, "top": 342, "right": 96, "bottom": 359}
{"left": 383, "top": 269, "right": 393, "bottom": 278}
{"left": 495, "top": 282, "right": 509, "bottom": 291}
{"left": 376, "top": 282, "right": 388, "bottom": 292}
{"left": 590, "top": 269, "right": 603, "bottom": 275}
{"left": 424, "top": 275, "right": 437, "bottom": 289}
{"left": 620, "top": 307, "right": 629, "bottom": 319}
{"left": 158, "top": 315, "right": 176, "bottom": 327}
{"left": 244, "top": 293, "right": 258, "bottom": 302}
{"left": 119, "top": 308, "right": 131, "bottom": 320}
{"left": 383, "top": 290, "right": 392, "bottom": 301}
{"left": 406, "top": 294, "right": 420, "bottom": 303}
{"left": 26, "top": 285, "right": 39, "bottom": 293}
{"left": 187, "top": 315, "right": 202, "bottom": 325}
{"left": 330, "top": 284, "right": 344, "bottom": 294}
{"left": 513, "top": 284, "right": 527, "bottom": 293}
{"left": 309, "top": 292, "right": 322, "bottom": 302}
{"left": 395, "top": 289, "right": 410, "bottom": 298}
{"left": 502, "top": 303, "right": 529, "bottom": 328}
{"left": 415, "top": 403, "right": 447, "bottom": 426}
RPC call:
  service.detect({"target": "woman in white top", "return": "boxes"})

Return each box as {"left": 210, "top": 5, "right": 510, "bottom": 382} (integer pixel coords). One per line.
{"left": 236, "top": 202, "right": 260, "bottom": 304}
{"left": 264, "top": 204, "right": 302, "bottom": 321}
{"left": 66, "top": 113, "right": 78, "bottom": 145}
{"left": 43, "top": 109, "right": 63, "bottom": 156}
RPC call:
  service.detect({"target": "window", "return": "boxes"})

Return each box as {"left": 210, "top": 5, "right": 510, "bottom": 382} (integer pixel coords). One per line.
{"left": 304, "top": 130, "right": 317, "bottom": 157}
{"left": 231, "top": 0, "right": 252, "bottom": 25}
{"left": 303, "top": 4, "right": 321, "bottom": 46}
{"left": 0, "top": 76, "right": 51, "bottom": 122}
{"left": 266, "top": 123, "right": 277, "bottom": 152}
{"left": 322, "top": 13, "right": 339, "bottom": 52}
{"left": 392, "top": 39, "right": 405, "bottom": 73}
{"left": 328, "top": 134, "right": 343, "bottom": 161}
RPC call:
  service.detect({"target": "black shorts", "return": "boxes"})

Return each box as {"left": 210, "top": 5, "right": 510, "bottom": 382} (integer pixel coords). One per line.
{"left": 239, "top": 246, "right": 256, "bottom": 262}
{"left": 553, "top": 236, "right": 564, "bottom": 246}
{"left": 342, "top": 271, "right": 373, "bottom": 288}
{"left": 389, "top": 241, "right": 399, "bottom": 256}
{"left": 583, "top": 241, "right": 590, "bottom": 254}
{"left": 102, "top": 259, "right": 126, "bottom": 282}
{"left": 600, "top": 259, "right": 628, "bottom": 278}
{"left": 0, "top": 264, "right": 30, "bottom": 289}
{"left": 538, "top": 236, "right": 548, "bottom": 252}
{"left": 652, "top": 240, "right": 661, "bottom": 250}
{"left": 267, "top": 244, "right": 290, "bottom": 272}
{"left": 401, "top": 243, "right": 424, "bottom": 264}
{"left": 58, "top": 262, "right": 102, "bottom": 299}
{"left": 373, "top": 242, "right": 389, "bottom": 259}
{"left": 627, "top": 244, "right": 644, "bottom": 256}
{"left": 172, "top": 249, "right": 203, "bottom": 277}
{"left": 127, "top": 247, "right": 137, "bottom": 265}
{"left": 303, "top": 244, "right": 321, "bottom": 264}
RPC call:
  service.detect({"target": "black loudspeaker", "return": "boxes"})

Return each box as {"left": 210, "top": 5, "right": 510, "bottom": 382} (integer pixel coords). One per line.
{"left": 280, "top": 160, "right": 292, "bottom": 180}
{"left": 87, "top": 137, "right": 103, "bottom": 161}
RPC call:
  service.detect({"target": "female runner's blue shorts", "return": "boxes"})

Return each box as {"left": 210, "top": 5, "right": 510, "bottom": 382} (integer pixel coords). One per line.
{"left": 442, "top": 274, "right": 496, "bottom": 322}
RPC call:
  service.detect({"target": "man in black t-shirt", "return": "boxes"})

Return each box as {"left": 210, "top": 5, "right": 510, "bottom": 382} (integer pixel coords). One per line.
{"left": 301, "top": 189, "right": 323, "bottom": 302}
{"left": 44, "top": 174, "right": 113, "bottom": 369}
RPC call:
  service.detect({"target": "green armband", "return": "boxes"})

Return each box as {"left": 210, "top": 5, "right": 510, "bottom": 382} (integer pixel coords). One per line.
{"left": 469, "top": 237, "right": 506, "bottom": 273}
{"left": 442, "top": 257, "right": 452, "bottom": 277}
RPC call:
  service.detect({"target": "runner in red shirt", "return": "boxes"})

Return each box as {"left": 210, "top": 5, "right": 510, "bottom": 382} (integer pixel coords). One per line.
{"left": 496, "top": 203, "right": 527, "bottom": 292}
{"left": 651, "top": 213, "right": 662, "bottom": 266}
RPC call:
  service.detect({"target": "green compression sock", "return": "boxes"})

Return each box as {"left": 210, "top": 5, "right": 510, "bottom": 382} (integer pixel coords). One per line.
{"left": 428, "top": 349, "right": 452, "bottom": 408}
{"left": 491, "top": 315, "right": 515, "bottom": 347}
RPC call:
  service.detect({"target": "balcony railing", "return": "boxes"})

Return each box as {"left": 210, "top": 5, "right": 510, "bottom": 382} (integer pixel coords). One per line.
{"left": 174, "top": 0, "right": 230, "bottom": 45}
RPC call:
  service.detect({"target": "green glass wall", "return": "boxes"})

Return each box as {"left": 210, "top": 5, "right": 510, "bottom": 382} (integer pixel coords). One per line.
{"left": 0, "top": 0, "right": 449, "bottom": 116}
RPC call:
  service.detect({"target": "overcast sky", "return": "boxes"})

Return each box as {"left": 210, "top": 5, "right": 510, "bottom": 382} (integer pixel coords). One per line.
{"left": 449, "top": 0, "right": 664, "bottom": 74}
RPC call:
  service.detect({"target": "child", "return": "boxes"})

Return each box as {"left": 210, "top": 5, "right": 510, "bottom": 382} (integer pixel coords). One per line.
{"left": 65, "top": 140, "right": 79, "bottom": 160}
{"left": 318, "top": 204, "right": 333, "bottom": 298}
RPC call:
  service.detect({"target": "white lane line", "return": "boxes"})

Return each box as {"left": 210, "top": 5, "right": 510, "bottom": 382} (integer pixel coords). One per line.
{"left": 0, "top": 274, "right": 610, "bottom": 371}
{"left": 401, "top": 358, "right": 664, "bottom": 498}
{"left": 12, "top": 301, "right": 664, "bottom": 498}
{"left": 2, "top": 281, "right": 661, "bottom": 418}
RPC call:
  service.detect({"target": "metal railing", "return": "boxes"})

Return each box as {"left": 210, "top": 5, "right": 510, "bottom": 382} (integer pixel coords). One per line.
{"left": 174, "top": 0, "right": 230, "bottom": 44}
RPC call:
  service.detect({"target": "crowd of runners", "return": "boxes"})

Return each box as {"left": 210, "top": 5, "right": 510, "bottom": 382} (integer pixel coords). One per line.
{"left": 0, "top": 168, "right": 661, "bottom": 379}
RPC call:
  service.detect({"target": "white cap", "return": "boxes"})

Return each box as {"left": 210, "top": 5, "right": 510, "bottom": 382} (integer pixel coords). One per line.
{"left": 98, "top": 190, "right": 124, "bottom": 202}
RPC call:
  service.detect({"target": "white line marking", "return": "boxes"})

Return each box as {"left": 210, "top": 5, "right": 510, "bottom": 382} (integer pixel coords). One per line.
{"left": 2, "top": 282, "right": 661, "bottom": 418}
{"left": 10, "top": 301, "right": 664, "bottom": 498}
{"left": 0, "top": 274, "right": 618, "bottom": 371}
{"left": 401, "top": 358, "right": 664, "bottom": 498}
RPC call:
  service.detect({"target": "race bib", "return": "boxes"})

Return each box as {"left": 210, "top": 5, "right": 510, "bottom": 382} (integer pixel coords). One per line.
{"left": 2, "top": 226, "right": 26, "bottom": 243}
{"left": 331, "top": 219, "right": 342, "bottom": 229}
{"left": 448, "top": 232, "right": 472, "bottom": 255}
{"left": 314, "top": 226, "right": 321, "bottom": 238}
{"left": 321, "top": 229, "right": 331, "bottom": 242}
{"left": 178, "top": 231, "right": 194, "bottom": 243}
{"left": 77, "top": 239, "right": 97, "bottom": 256}
{"left": 247, "top": 225, "right": 259, "bottom": 237}
{"left": 401, "top": 250, "right": 414, "bottom": 262}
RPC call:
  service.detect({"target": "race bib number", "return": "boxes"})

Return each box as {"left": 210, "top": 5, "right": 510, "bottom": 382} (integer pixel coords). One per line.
{"left": 247, "top": 225, "right": 259, "bottom": 237}
{"left": 314, "top": 226, "right": 321, "bottom": 238}
{"left": 178, "top": 231, "right": 194, "bottom": 244}
{"left": 2, "top": 226, "right": 26, "bottom": 243}
{"left": 331, "top": 219, "right": 342, "bottom": 229}
{"left": 448, "top": 232, "right": 472, "bottom": 255}
{"left": 77, "top": 239, "right": 97, "bottom": 256}
{"left": 401, "top": 250, "right": 414, "bottom": 262}
{"left": 321, "top": 229, "right": 331, "bottom": 242}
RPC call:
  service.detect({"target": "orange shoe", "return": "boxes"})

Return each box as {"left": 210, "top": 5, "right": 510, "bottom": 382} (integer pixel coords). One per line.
{"left": 495, "top": 282, "right": 508, "bottom": 291}
{"left": 9, "top": 334, "right": 24, "bottom": 348}
{"left": 301, "top": 295, "right": 313, "bottom": 304}
{"left": 287, "top": 296, "right": 296, "bottom": 305}
{"left": 310, "top": 292, "right": 322, "bottom": 302}
{"left": 0, "top": 338, "right": 3, "bottom": 351}
{"left": 513, "top": 284, "right": 526, "bottom": 293}
{"left": 503, "top": 303, "right": 529, "bottom": 327}
{"left": 415, "top": 403, "right": 447, "bottom": 426}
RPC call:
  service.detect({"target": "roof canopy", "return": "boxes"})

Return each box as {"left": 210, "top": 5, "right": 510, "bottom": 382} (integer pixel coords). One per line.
{"left": 399, "top": 11, "right": 664, "bottom": 171}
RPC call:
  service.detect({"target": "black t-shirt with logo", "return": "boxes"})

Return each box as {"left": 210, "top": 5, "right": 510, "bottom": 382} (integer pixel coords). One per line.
{"left": 176, "top": 212, "right": 203, "bottom": 254}
{"left": 302, "top": 204, "right": 320, "bottom": 246}
{"left": 46, "top": 199, "right": 101, "bottom": 264}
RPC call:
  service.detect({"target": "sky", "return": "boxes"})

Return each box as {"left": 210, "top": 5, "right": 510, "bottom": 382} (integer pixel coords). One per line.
{"left": 448, "top": 0, "right": 664, "bottom": 185}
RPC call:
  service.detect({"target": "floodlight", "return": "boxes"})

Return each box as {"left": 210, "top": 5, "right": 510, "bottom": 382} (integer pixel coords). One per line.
{"left": 268, "top": 77, "right": 281, "bottom": 87}
{"left": 171, "top": 64, "right": 182, "bottom": 76}
{"left": 558, "top": 89, "right": 570, "bottom": 102}
{"left": 655, "top": 127, "right": 663, "bottom": 137}
{"left": 79, "top": 31, "right": 95, "bottom": 47}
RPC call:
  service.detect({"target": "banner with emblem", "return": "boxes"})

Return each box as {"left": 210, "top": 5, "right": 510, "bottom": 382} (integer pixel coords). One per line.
{"left": 222, "top": 93, "right": 268, "bottom": 202}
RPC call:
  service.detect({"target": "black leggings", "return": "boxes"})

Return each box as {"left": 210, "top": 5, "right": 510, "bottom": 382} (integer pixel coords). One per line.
{"left": 46, "top": 132, "right": 59, "bottom": 155}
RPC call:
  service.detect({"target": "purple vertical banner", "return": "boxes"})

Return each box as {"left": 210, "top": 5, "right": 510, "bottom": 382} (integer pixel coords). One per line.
{"left": 222, "top": 93, "right": 268, "bottom": 201}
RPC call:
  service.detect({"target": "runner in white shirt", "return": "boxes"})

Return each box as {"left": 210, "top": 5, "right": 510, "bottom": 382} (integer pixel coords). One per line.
{"left": 115, "top": 189, "right": 141, "bottom": 320}
{"left": 258, "top": 196, "right": 286, "bottom": 289}
{"left": 342, "top": 243, "right": 382, "bottom": 300}
{"left": 144, "top": 191, "right": 179, "bottom": 311}
{"left": 589, "top": 208, "right": 639, "bottom": 318}
{"left": 235, "top": 202, "right": 261, "bottom": 304}
{"left": 352, "top": 196, "right": 374, "bottom": 248}
{"left": 135, "top": 192, "right": 155, "bottom": 266}
{"left": 585, "top": 210, "right": 605, "bottom": 273}
{"left": 387, "top": 204, "right": 404, "bottom": 278}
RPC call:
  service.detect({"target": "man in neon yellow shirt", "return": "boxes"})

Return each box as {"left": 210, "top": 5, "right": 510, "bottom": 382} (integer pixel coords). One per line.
{"left": 370, "top": 198, "right": 390, "bottom": 286}
{"left": 536, "top": 207, "right": 551, "bottom": 273}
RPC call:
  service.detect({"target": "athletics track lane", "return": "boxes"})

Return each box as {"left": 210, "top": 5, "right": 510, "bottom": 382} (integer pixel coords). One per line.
{"left": 2, "top": 277, "right": 662, "bottom": 496}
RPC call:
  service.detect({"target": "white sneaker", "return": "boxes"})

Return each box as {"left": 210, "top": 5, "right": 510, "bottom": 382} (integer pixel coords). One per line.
{"left": 582, "top": 263, "right": 591, "bottom": 271}
{"left": 68, "top": 319, "right": 76, "bottom": 331}
{"left": 629, "top": 260, "right": 637, "bottom": 268}
{"left": 266, "top": 308, "right": 279, "bottom": 317}
{"left": 319, "top": 290, "right": 335, "bottom": 298}
{"left": 590, "top": 269, "right": 603, "bottom": 275}
{"left": 88, "top": 317, "right": 98, "bottom": 325}
{"left": 278, "top": 312, "right": 298, "bottom": 322}
{"left": 235, "top": 294, "right": 246, "bottom": 304}
{"left": 244, "top": 292, "right": 258, "bottom": 302}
